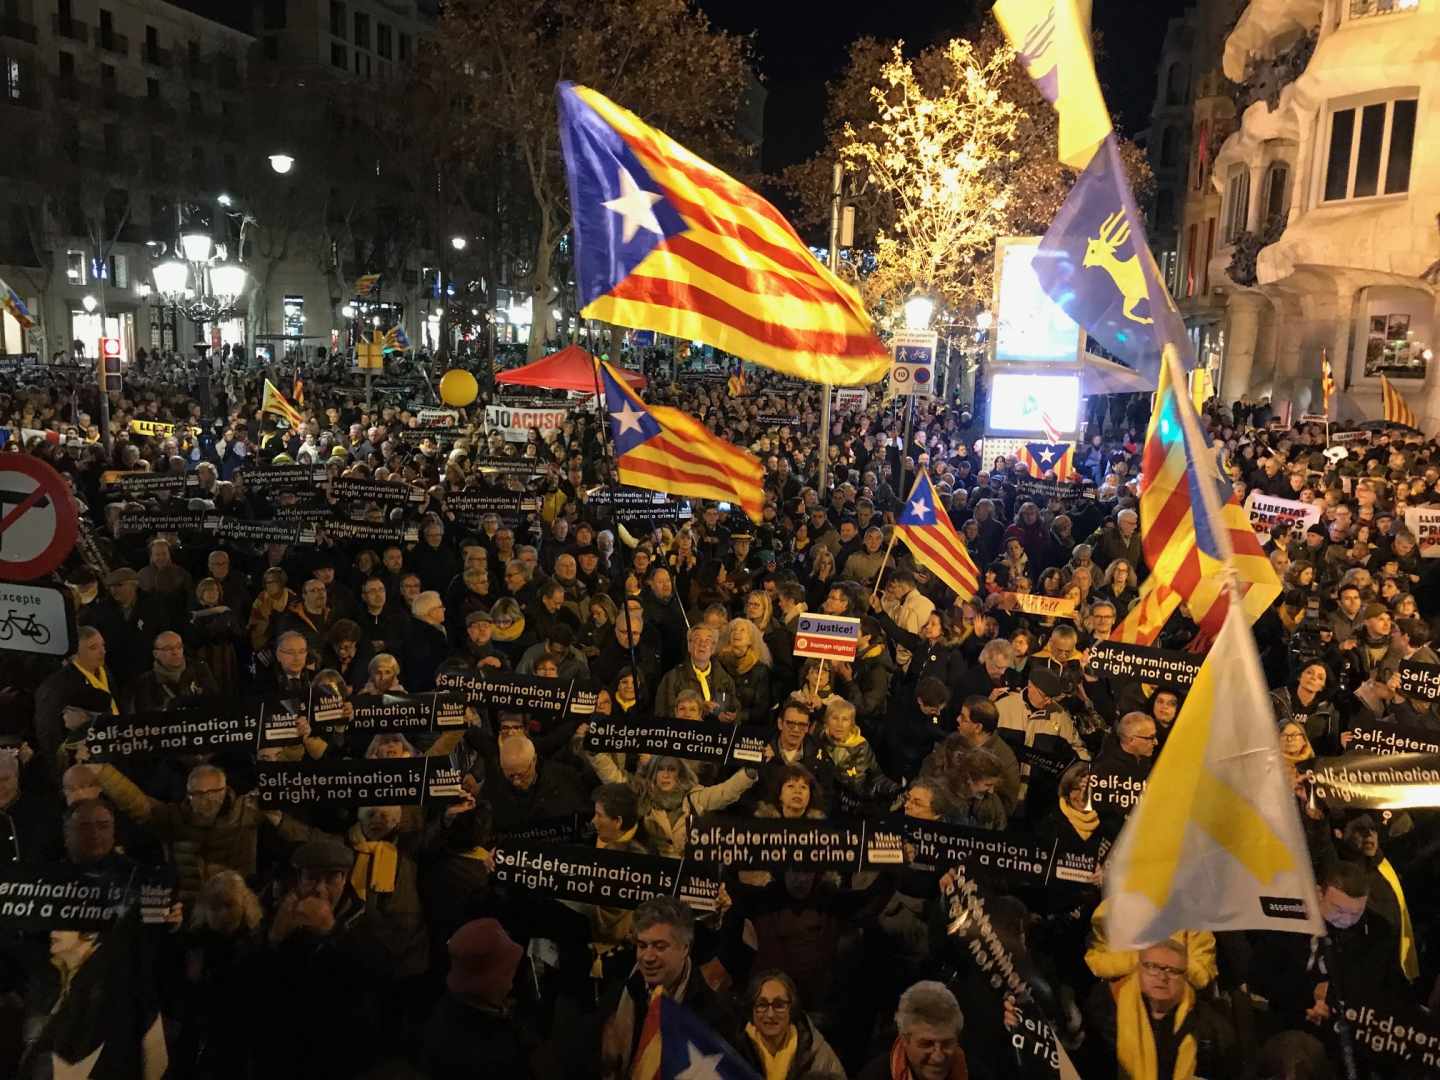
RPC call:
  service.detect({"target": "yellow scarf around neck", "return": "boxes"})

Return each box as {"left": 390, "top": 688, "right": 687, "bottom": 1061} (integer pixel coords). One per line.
{"left": 347, "top": 825, "right": 399, "bottom": 900}
{"left": 1377, "top": 856, "right": 1419, "bottom": 980}
{"left": 692, "top": 663, "right": 711, "bottom": 700}
{"left": 745, "top": 1023, "right": 798, "bottom": 1080}
{"left": 1114, "top": 970, "right": 1196, "bottom": 1080}
{"left": 1060, "top": 796, "right": 1099, "bottom": 841}
{"left": 73, "top": 662, "right": 119, "bottom": 715}
{"left": 493, "top": 616, "right": 526, "bottom": 643}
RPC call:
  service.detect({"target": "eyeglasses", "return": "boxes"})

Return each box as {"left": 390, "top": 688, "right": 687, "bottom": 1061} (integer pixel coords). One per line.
{"left": 754, "top": 999, "right": 791, "bottom": 1013}
{"left": 188, "top": 787, "right": 226, "bottom": 798}
{"left": 1139, "top": 960, "right": 1186, "bottom": 979}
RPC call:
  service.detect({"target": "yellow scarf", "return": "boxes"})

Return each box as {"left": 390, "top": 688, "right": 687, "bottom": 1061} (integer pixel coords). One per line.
{"left": 73, "top": 662, "right": 119, "bottom": 715}
{"left": 456, "top": 846, "right": 491, "bottom": 862}
{"left": 493, "top": 616, "right": 526, "bottom": 642}
{"left": 723, "top": 647, "right": 758, "bottom": 676}
{"left": 692, "top": 664, "right": 711, "bottom": 701}
{"left": 745, "top": 1023, "right": 798, "bottom": 1080}
{"left": 1114, "top": 970, "right": 1196, "bottom": 1080}
{"left": 1377, "top": 857, "right": 1419, "bottom": 980}
{"left": 347, "top": 825, "right": 398, "bottom": 901}
{"left": 1060, "top": 796, "right": 1099, "bottom": 841}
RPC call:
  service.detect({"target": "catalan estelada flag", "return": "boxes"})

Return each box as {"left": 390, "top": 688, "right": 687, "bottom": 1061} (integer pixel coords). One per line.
{"left": 1017, "top": 441, "right": 1074, "bottom": 480}
{"left": 0, "top": 276, "right": 34, "bottom": 329}
{"left": 557, "top": 83, "right": 889, "bottom": 386}
{"left": 1321, "top": 349, "right": 1335, "bottom": 415}
{"left": 600, "top": 360, "right": 764, "bottom": 522}
{"left": 993, "top": 0, "right": 1112, "bottom": 169}
{"left": 1105, "top": 593, "right": 1323, "bottom": 948}
{"left": 1381, "top": 373, "right": 1419, "bottom": 430}
{"left": 261, "top": 378, "right": 304, "bottom": 428}
{"left": 895, "top": 471, "right": 980, "bottom": 602}
{"left": 353, "top": 273, "right": 381, "bottom": 297}
{"left": 633, "top": 992, "right": 760, "bottom": 1080}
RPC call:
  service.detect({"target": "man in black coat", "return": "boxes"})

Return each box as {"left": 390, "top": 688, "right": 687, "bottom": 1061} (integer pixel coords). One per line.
{"left": 1090, "top": 711, "right": 1157, "bottom": 834}
{"left": 78, "top": 568, "right": 173, "bottom": 690}
{"left": 401, "top": 591, "right": 452, "bottom": 692}
{"left": 487, "top": 735, "right": 588, "bottom": 834}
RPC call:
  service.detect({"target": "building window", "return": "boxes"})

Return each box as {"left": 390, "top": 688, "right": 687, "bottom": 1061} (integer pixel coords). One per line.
{"left": 1154, "top": 189, "right": 1175, "bottom": 229}
{"left": 399, "top": 33, "right": 411, "bottom": 61}
{"left": 331, "top": 42, "right": 346, "bottom": 69}
{"left": 1184, "top": 223, "right": 1198, "bottom": 298}
{"left": 1159, "top": 127, "right": 1179, "bottom": 167}
{"left": 109, "top": 253, "right": 128, "bottom": 289}
{"left": 1223, "top": 167, "right": 1250, "bottom": 242}
{"left": 4, "top": 57, "right": 22, "bottom": 101}
{"left": 283, "top": 295, "right": 304, "bottom": 338}
{"left": 58, "top": 50, "right": 74, "bottom": 81}
{"left": 1165, "top": 63, "right": 1186, "bottom": 106}
{"left": 1202, "top": 218, "right": 1215, "bottom": 294}
{"left": 263, "top": 0, "right": 286, "bottom": 31}
{"left": 66, "top": 250, "right": 86, "bottom": 285}
{"left": 146, "top": 76, "right": 159, "bottom": 99}
{"left": 354, "top": 12, "right": 369, "bottom": 49}
{"left": 330, "top": 1, "right": 345, "bottom": 38}
{"left": 264, "top": 36, "right": 279, "bottom": 61}
{"left": 101, "top": 63, "right": 115, "bottom": 93}
{"left": 377, "top": 23, "right": 391, "bottom": 59}
{"left": 188, "top": 40, "right": 199, "bottom": 67}
{"left": 1322, "top": 95, "right": 1417, "bottom": 202}
{"left": 1262, "top": 162, "right": 1289, "bottom": 223}
{"left": 1364, "top": 312, "right": 1425, "bottom": 377}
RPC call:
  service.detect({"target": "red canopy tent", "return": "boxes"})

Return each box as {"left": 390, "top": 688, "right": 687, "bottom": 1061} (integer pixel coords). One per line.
{"left": 494, "top": 345, "right": 647, "bottom": 393}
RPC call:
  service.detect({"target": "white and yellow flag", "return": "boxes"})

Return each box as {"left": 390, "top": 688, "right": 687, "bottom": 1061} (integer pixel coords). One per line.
{"left": 1103, "top": 591, "right": 1323, "bottom": 948}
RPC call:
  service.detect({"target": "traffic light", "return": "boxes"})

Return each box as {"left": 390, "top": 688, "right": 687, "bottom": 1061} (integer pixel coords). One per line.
{"left": 98, "top": 337, "right": 122, "bottom": 393}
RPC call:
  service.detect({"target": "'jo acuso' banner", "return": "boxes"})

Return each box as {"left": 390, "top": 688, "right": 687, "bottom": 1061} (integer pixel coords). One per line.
{"left": 485, "top": 405, "right": 569, "bottom": 443}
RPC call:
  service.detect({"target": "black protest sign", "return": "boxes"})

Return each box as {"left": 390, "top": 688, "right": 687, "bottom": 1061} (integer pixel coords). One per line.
{"left": 395, "top": 427, "right": 462, "bottom": 445}
{"left": 473, "top": 457, "right": 547, "bottom": 478}
{"left": 685, "top": 815, "right": 904, "bottom": 872}
{"left": 116, "top": 511, "right": 209, "bottom": 535}
{"left": 113, "top": 473, "right": 195, "bottom": 497}
{"left": 0, "top": 865, "right": 178, "bottom": 930}
{"left": 318, "top": 520, "right": 420, "bottom": 544}
{"left": 238, "top": 465, "right": 330, "bottom": 490}
{"left": 255, "top": 758, "right": 463, "bottom": 808}
{"left": 208, "top": 516, "right": 315, "bottom": 546}
{"left": 490, "top": 844, "right": 680, "bottom": 910}
{"left": 434, "top": 670, "right": 597, "bottom": 720}
{"left": 86, "top": 702, "right": 261, "bottom": 760}
{"left": 1088, "top": 765, "right": 1150, "bottom": 818}
{"left": 1398, "top": 660, "right": 1440, "bottom": 701}
{"left": 494, "top": 813, "right": 583, "bottom": 846}
{"left": 345, "top": 691, "right": 468, "bottom": 736}
{"left": 445, "top": 492, "right": 542, "bottom": 517}
{"left": 586, "top": 486, "right": 692, "bottom": 523}
{"left": 755, "top": 415, "right": 800, "bottom": 426}
{"left": 1344, "top": 719, "right": 1440, "bottom": 757}
{"left": 273, "top": 500, "right": 338, "bottom": 522}
{"left": 259, "top": 700, "right": 305, "bottom": 747}
{"left": 1086, "top": 640, "right": 1200, "bottom": 688}
{"left": 1014, "top": 743, "right": 1075, "bottom": 782}
{"left": 584, "top": 716, "right": 738, "bottom": 765}
{"left": 1310, "top": 752, "right": 1440, "bottom": 809}
{"left": 331, "top": 478, "right": 425, "bottom": 506}
{"left": 1014, "top": 476, "right": 1095, "bottom": 505}
{"left": 899, "top": 818, "right": 1084, "bottom": 889}
{"left": 1339, "top": 995, "right": 1440, "bottom": 1073}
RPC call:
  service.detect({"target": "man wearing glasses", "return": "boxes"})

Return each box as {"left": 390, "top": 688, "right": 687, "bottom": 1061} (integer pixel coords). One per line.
{"left": 1091, "top": 711, "right": 1158, "bottom": 831}
{"left": 125, "top": 631, "right": 219, "bottom": 713}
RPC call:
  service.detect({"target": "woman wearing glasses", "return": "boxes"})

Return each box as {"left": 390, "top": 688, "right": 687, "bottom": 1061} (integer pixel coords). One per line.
{"left": 739, "top": 970, "right": 846, "bottom": 1080}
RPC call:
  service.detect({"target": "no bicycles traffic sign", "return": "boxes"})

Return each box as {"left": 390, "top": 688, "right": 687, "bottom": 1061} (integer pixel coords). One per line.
{"left": 0, "top": 455, "right": 77, "bottom": 581}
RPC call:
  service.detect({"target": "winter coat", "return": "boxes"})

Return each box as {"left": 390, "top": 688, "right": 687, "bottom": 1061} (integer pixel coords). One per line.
{"left": 94, "top": 767, "right": 266, "bottom": 901}
{"left": 589, "top": 754, "right": 757, "bottom": 856}
{"left": 423, "top": 995, "right": 533, "bottom": 1078}
{"left": 488, "top": 759, "right": 589, "bottom": 834}
{"left": 737, "top": 1013, "right": 847, "bottom": 1080}
{"left": 722, "top": 658, "right": 775, "bottom": 726}
{"left": 123, "top": 661, "right": 221, "bottom": 714}
{"left": 185, "top": 605, "right": 245, "bottom": 697}
{"left": 401, "top": 617, "right": 452, "bottom": 691}
{"left": 839, "top": 644, "right": 896, "bottom": 732}
{"left": 654, "top": 661, "right": 738, "bottom": 720}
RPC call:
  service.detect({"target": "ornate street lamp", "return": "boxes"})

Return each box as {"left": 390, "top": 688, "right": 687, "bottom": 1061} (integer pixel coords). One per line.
{"left": 151, "top": 216, "right": 251, "bottom": 325}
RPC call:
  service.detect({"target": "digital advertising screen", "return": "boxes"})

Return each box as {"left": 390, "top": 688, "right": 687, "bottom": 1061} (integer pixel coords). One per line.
{"left": 986, "top": 372, "right": 1081, "bottom": 436}
{"left": 992, "top": 239, "right": 1084, "bottom": 365}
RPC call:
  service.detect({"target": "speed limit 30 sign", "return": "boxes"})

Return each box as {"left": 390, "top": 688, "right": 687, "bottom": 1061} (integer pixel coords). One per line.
{"left": 0, "top": 455, "right": 78, "bottom": 581}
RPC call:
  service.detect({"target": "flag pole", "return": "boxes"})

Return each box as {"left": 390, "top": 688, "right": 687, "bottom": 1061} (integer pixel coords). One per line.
{"left": 869, "top": 528, "right": 901, "bottom": 605}
{"left": 590, "top": 356, "right": 646, "bottom": 701}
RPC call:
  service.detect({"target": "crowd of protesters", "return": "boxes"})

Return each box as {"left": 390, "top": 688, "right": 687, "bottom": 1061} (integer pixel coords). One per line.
{"left": 0, "top": 349, "right": 1435, "bottom": 1079}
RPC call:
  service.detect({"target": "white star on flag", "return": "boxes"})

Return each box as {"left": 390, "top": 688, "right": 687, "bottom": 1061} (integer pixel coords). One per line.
{"left": 910, "top": 497, "right": 930, "bottom": 520}
{"left": 674, "top": 1042, "right": 725, "bottom": 1080}
{"left": 610, "top": 400, "right": 647, "bottom": 437}
{"left": 603, "top": 167, "right": 664, "bottom": 244}
{"left": 1039, "top": 448, "right": 1055, "bottom": 464}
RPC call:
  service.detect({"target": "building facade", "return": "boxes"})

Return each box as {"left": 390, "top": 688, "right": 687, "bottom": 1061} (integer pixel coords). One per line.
{"left": 1204, "top": 0, "right": 1439, "bottom": 422}
{"left": 0, "top": 0, "right": 436, "bottom": 368}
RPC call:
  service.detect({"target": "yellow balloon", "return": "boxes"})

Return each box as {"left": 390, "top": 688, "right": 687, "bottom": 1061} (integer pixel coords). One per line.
{"left": 439, "top": 368, "right": 478, "bottom": 407}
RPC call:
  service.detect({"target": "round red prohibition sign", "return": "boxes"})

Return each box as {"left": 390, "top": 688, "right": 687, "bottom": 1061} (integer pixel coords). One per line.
{"left": 0, "top": 454, "right": 78, "bottom": 581}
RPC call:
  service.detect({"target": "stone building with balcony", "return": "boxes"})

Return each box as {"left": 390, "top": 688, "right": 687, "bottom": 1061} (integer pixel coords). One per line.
{"left": 1206, "top": 0, "right": 1438, "bottom": 423}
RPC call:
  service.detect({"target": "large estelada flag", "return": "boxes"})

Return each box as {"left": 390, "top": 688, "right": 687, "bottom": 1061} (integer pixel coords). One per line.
{"left": 599, "top": 360, "right": 764, "bottom": 522}
{"left": 0, "top": 275, "right": 34, "bottom": 329}
{"left": 261, "top": 379, "right": 304, "bottom": 428}
{"left": 1105, "top": 593, "right": 1324, "bottom": 947}
{"left": 556, "top": 82, "right": 889, "bottom": 387}
{"left": 895, "top": 471, "right": 980, "bottom": 602}
{"left": 1381, "top": 373, "right": 1420, "bottom": 430}
{"left": 633, "top": 993, "right": 760, "bottom": 1080}
{"left": 1017, "top": 441, "right": 1074, "bottom": 480}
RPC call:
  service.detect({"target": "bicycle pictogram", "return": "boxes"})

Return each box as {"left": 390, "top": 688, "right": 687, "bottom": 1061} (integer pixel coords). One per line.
{"left": 0, "top": 607, "right": 51, "bottom": 646}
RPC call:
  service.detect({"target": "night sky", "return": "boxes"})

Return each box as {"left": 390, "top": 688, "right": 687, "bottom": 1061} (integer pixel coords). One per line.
{"left": 698, "top": 0, "right": 1193, "bottom": 175}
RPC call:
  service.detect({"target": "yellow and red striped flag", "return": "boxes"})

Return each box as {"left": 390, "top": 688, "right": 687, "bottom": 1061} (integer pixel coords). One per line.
{"left": 599, "top": 360, "right": 764, "bottom": 522}
{"left": 894, "top": 471, "right": 980, "bottom": 602}
{"left": 557, "top": 83, "right": 889, "bottom": 386}
{"left": 1381, "top": 373, "right": 1419, "bottom": 430}
{"left": 1321, "top": 349, "right": 1335, "bottom": 415}
{"left": 261, "top": 379, "right": 304, "bottom": 429}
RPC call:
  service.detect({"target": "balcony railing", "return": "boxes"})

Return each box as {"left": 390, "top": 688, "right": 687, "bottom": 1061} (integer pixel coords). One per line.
{"left": 1348, "top": 0, "right": 1419, "bottom": 19}
{"left": 51, "top": 15, "right": 87, "bottom": 43}
{"left": 0, "top": 15, "right": 37, "bottom": 44}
